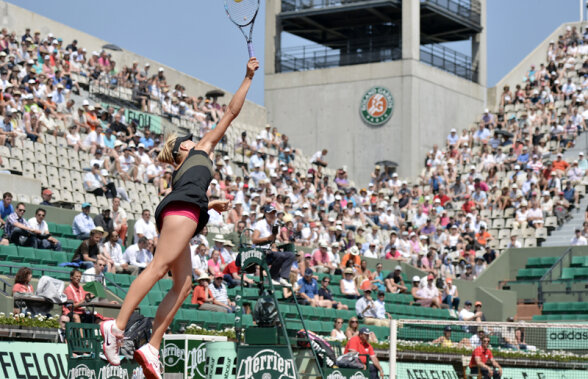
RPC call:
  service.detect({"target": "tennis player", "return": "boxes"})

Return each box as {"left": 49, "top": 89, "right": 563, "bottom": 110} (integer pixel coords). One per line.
{"left": 100, "top": 57, "right": 259, "bottom": 378}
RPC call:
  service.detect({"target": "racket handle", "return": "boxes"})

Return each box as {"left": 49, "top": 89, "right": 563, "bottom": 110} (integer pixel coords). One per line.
{"left": 247, "top": 42, "right": 255, "bottom": 58}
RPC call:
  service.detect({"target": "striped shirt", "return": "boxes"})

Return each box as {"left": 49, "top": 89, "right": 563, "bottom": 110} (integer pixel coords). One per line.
{"left": 208, "top": 282, "right": 229, "bottom": 305}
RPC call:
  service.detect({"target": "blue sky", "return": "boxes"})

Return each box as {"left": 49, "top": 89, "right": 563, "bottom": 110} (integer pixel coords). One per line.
{"left": 8, "top": 0, "right": 582, "bottom": 106}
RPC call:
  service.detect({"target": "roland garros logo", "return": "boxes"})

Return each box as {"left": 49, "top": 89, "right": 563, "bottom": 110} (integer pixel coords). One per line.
{"left": 360, "top": 86, "right": 394, "bottom": 126}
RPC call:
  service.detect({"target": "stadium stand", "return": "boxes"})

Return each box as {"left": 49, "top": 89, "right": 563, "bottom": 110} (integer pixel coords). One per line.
{"left": 2, "top": 20, "right": 588, "bottom": 349}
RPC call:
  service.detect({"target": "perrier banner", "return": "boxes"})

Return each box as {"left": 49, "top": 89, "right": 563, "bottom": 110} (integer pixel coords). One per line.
{"left": 236, "top": 346, "right": 297, "bottom": 379}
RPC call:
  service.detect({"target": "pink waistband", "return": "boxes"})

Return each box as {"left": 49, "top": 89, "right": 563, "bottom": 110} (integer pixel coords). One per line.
{"left": 159, "top": 202, "right": 201, "bottom": 225}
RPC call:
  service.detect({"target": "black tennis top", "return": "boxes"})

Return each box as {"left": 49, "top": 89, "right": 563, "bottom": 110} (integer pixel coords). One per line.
{"left": 154, "top": 149, "right": 213, "bottom": 236}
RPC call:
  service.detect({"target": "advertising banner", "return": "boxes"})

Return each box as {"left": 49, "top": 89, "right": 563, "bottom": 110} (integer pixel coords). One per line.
{"left": 162, "top": 334, "right": 227, "bottom": 379}
{"left": 379, "top": 362, "right": 459, "bottom": 379}
{"left": 236, "top": 346, "right": 296, "bottom": 379}
{"left": 0, "top": 341, "right": 68, "bottom": 379}
{"left": 546, "top": 328, "right": 588, "bottom": 350}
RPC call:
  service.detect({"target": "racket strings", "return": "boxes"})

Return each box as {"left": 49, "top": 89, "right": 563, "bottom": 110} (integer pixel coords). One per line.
{"left": 226, "top": 0, "right": 258, "bottom": 26}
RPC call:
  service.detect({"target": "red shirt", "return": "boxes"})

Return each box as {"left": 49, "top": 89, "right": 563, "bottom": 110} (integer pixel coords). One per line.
{"left": 462, "top": 200, "right": 475, "bottom": 214}
{"left": 469, "top": 346, "right": 493, "bottom": 368}
{"left": 63, "top": 284, "right": 89, "bottom": 314}
{"left": 12, "top": 283, "right": 33, "bottom": 294}
{"left": 434, "top": 194, "right": 451, "bottom": 207}
{"left": 223, "top": 261, "right": 240, "bottom": 276}
{"left": 191, "top": 285, "right": 214, "bottom": 305}
{"left": 344, "top": 335, "right": 374, "bottom": 365}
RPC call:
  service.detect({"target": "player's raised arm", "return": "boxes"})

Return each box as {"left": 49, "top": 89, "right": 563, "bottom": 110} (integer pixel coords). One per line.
{"left": 196, "top": 58, "right": 259, "bottom": 155}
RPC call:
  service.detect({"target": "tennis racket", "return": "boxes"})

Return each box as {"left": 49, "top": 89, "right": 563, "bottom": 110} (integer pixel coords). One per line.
{"left": 224, "top": 0, "right": 260, "bottom": 58}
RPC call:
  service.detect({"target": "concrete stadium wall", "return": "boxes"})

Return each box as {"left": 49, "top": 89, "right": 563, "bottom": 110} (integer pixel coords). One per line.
{"left": 0, "top": 1, "right": 267, "bottom": 127}
{"left": 0, "top": 173, "right": 41, "bottom": 198}
{"left": 487, "top": 21, "right": 587, "bottom": 109}
{"left": 265, "top": 60, "right": 485, "bottom": 183}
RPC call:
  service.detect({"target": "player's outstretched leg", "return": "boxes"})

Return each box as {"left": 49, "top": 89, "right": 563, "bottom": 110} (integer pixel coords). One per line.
{"left": 100, "top": 214, "right": 197, "bottom": 370}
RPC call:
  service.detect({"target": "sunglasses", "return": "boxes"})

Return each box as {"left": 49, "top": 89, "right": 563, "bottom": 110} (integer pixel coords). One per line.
{"left": 350, "top": 320, "right": 358, "bottom": 323}
{"left": 323, "top": 281, "right": 330, "bottom": 284}
{"left": 17, "top": 208, "right": 25, "bottom": 212}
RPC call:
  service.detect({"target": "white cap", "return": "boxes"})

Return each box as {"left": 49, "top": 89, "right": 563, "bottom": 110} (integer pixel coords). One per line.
{"left": 158, "top": 67, "right": 164, "bottom": 72}
{"left": 412, "top": 275, "right": 421, "bottom": 282}
{"left": 83, "top": 99, "right": 89, "bottom": 106}
{"left": 450, "top": 128, "right": 457, "bottom": 132}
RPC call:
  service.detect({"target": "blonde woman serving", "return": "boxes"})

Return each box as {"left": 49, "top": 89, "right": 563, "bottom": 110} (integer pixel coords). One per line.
{"left": 100, "top": 58, "right": 259, "bottom": 379}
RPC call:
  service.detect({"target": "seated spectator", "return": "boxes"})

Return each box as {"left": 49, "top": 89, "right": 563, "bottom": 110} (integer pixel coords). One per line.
{"left": 311, "top": 240, "right": 336, "bottom": 273}
{"left": 93, "top": 208, "right": 114, "bottom": 235}
{"left": 311, "top": 148, "right": 328, "bottom": 167}
{"left": 442, "top": 277, "right": 460, "bottom": 311}
{"left": 208, "top": 248, "right": 225, "bottom": 277}
{"left": 122, "top": 237, "right": 152, "bottom": 272}
{"left": 62, "top": 269, "right": 96, "bottom": 323}
{"left": 117, "top": 147, "right": 140, "bottom": 181}
{"left": 208, "top": 273, "right": 235, "bottom": 313}
{"left": 355, "top": 287, "right": 388, "bottom": 327}
{"left": 81, "top": 258, "right": 106, "bottom": 285}
{"left": 133, "top": 209, "right": 158, "bottom": 244}
{"left": 191, "top": 274, "right": 227, "bottom": 312}
{"left": 385, "top": 265, "right": 407, "bottom": 294}
{"left": 432, "top": 326, "right": 470, "bottom": 348}
{"left": 459, "top": 300, "right": 484, "bottom": 322}
{"left": 469, "top": 335, "right": 502, "bottom": 379}
{"left": 5, "top": 202, "right": 41, "bottom": 247}
{"left": 340, "top": 267, "right": 360, "bottom": 299}
{"left": 72, "top": 227, "right": 107, "bottom": 269}
{"left": 0, "top": 192, "right": 14, "bottom": 229}
{"left": 84, "top": 163, "right": 117, "bottom": 198}
{"left": 295, "top": 268, "right": 331, "bottom": 308}
{"left": 111, "top": 197, "right": 128, "bottom": 244}
{"left": 40, "top": 189, "right": 53, "bottom": 206}
{"left": 191, "top": 243, "right": 209, "bottom": 281}
{"left": 344, "top": 327, "right": 385, "bottom": 377}
{"left": 102, "top": 230, "right": 138, "bottom": 275}
{"left": 415, "top": 273, "right": 441, "bottom": 308}
{"left": 470, "top": 328, "right": 486, "bottom": 347}
{"left": 571, "top": 228, "right": 588, "bottom": 245}
{"left": 28, "top": 207, "right": 62, "bottom": 251}
{"left": 506, "top": 235, "right": 522, "bottom": 249}
{"left": 374, "top": 291, "right": 391, "bottom": 322}
{"left": 473, "top": 256, "right": 487, "bottom": 277}
{"left": 318, "top": 276, "right": 348, "bottom": 310}
{"left": 12, "top": 267, "right": 33, "bottom": 315}
{"left": 370, "top": 263, "right": 386, "bottom": 293}
{"left": 330, "top": 318, "right": 346, "bottom": 341}
{"left": 340, "top": 246, "right": 361, "bottom": 270}
{"left": 462, "top": 264, "right": 475, "bottom": 280}
{"left": 72, "top": 203, "right": 96, "bottom": 240}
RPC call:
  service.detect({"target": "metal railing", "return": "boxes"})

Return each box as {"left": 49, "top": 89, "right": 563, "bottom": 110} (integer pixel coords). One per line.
{"left": 420, "top": 43, "right": 477, "bottom": 82}
{"left": 281, "top": 0, "right": 396, "bottom": 12}
{"left": 277, "top": 39, "right": 401, "bottom": 72}
{"left": 422, "top": 0, "right": 481, "bottom": 25}
{"left": 281, "top": 0, "right": 481, "bottom": 26}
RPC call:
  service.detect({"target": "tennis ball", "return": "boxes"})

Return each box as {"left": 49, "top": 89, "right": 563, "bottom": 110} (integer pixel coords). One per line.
{"left": 234, "top": 0, "right": 243, "bottom": 2}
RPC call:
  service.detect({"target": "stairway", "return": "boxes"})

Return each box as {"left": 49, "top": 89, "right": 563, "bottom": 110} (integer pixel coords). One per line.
{"left": 542, "top": 132, "right": 588, "bottom": 247}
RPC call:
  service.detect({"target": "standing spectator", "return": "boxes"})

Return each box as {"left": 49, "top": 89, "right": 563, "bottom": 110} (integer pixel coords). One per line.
{"left": 133, "top": 209, "right": 158, "bottom": 244}
{"left": 122, "top": 237, "right": 153, "bottom": 272}
{"left": 72, "top": 203, "right": 96, "bottom": 240}
{"left": 28, "top": 207, "right": 62, "bottom": 251}
{"left": 469, "top": 335, "right": 502, "bottom": 379}
{"left": 72, "top": 227, "right": 107, "bottom": 269}
{"left": 40, "top": 189, "right": 53, "bottom": 206}
{"left": 94, "top": 208, "right": 114, "bottom": 235}
{"left": 344, "top": 327, "right": 385, "bottom": 379}
{"left": 5, "top": 202, "right": 41, "bottom": 247}
{"left": 571, "top": 228, "right": 587, "bottom": 245}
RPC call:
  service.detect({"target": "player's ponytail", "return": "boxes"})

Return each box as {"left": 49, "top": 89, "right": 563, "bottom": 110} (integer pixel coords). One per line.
{"left": 158, "top": 133, "right": 178, "bottom": 165}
